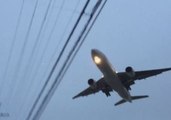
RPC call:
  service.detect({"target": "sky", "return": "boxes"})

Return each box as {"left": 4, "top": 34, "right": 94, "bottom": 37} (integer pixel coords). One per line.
{"left": 0, "top": 0, "right": 171, "bottom": 120}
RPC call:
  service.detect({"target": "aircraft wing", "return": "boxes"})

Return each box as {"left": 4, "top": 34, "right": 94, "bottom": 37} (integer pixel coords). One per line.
{"left": 72, "top": 86, "right": 100, "bottom": 99}
{"left": 73, "top": 78, "right": 110, "bottom": 99}
{"left": 118, "top": 67, "right": 171, "bottom": 82}
{"left": 133, "top": 67, "right": 171, "bottom": 80}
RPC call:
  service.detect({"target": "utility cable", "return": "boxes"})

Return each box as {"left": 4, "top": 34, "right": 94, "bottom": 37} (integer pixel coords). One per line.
{"left": 7, "top": 0, "right": 39, "bottom": 105}
{"left": 29, "top": 0, "right": 66, "bottom": 85}
{"left": 17, "top": 1, "right": 64, "bottom": 119}
{"left": 25, "top": 1, "right": 90, "bottom": 120}
{"left": 10, "top": 0, "right": 52, "bottom": 103}
{"left": 21, "top": 0, "right": 53, "bottom": 84}
{"left": 38, "top": 0, "right": 80, "bottom": 89}
{"left": 59, "top": 0, "right": 107, "bottom": 85}
{"left": 0, "top": 0, "right": 25, "bottom": 98}
{"left": 31, "top": 0, "right": 106, "bottom": 120}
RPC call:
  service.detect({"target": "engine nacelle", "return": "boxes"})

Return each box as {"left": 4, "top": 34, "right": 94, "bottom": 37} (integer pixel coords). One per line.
{"left": 125, "top": 66, "right": 135, "bottom": 78}
{"left": 88, "top": 79, "right": 97, "bottom": 89}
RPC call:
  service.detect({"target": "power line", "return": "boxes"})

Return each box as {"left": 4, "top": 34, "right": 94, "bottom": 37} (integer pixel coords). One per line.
{"left": 13, "top": 0, "right": 39, "bottom": 81}
{"left": 38, "top": 0, "right": 81, "bottom": 88}
{"left": 7, "top": 0, "right": 40, "bottom": 105}
{"left": 31, "top": 0, "right": 106, "bottom": 119}
{"left": 37, "top": 0, "right": 105, "bottom": 105}
{"left": 54, "top": 0, "right": 104, "bottom": 86}
{"left": 9, "top": 0, "right": 53, "bottom": 103}
{"left": 29, "top": 0, "right": 81, "bottom": 94}
{"left": 58, "top": 0, "right": 107, "bottom": 84}
{"left": 21, "top": 0, "right": 53, "bottom": 84}
{"left": 32, "top": 1, "right": 81, "bottom": 109}
{"left": 25, "top": 1, "right": 90, "bottom": 120}
{"left": 0, "top": 0, "right": 25, "bottom": 98}
{"left": 13, "top": 0, "right": 54, "bottom": 103}
{"left": 16, "top": 1, "right": 65, "bottom": 119}
{"left": 29, "top": 0, "right": 66, "bottom": 86}
{"left": 16, "top": 0, "right": 66, "bottom": 119}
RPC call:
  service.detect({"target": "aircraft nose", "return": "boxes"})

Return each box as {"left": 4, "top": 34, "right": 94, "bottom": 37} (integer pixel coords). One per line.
{"left": 91, "top": 49, "right": 98, "bottom": 56}
{"left": 91, "top": 49, "right": 103, "bottom": 65}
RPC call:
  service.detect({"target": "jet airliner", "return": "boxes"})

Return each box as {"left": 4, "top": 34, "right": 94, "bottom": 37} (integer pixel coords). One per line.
{"left": 73, "top": 49, "right": 171, "bottom": 106}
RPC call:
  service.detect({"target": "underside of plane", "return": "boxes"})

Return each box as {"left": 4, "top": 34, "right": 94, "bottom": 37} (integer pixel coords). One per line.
{"left": 73, "top": 49, "right": 171, "bottom": 106}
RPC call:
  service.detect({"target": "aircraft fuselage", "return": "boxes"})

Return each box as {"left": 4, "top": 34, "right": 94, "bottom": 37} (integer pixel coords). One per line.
{"left": 91, "top": 49, "right": 132, "bottom": 102}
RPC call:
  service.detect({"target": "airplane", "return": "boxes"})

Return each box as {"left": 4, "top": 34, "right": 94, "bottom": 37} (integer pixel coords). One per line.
{"left": 73, "top": 49, "right": 171, "bottom": 106}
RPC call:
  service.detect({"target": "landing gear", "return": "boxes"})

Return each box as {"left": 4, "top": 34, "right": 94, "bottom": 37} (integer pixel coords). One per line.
{"left": 102, "top": 89, "right": 111, "bottom": 97}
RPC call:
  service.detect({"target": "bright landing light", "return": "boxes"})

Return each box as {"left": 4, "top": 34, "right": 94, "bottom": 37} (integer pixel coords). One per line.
{"left": 94, "top": 56, "right": 102, "bottom": 64}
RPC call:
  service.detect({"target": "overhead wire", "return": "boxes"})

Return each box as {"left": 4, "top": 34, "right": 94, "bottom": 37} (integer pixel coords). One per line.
{"left": 7, "top": 0, "right": 40, "bottom": 105}
{"left": 16, "top": 0, "right": 65, "bottom": 119}
{"left": 29, "top": 0, "right": 66, "bottom": 87}
{"left": 25, "top": 0, "right": 90, "bottom": 120}
{"left": 58, "top": 0, "right": 107, "bottom": 84}
{"left": 0, "top": 0, "right": 25, "bottom": 98}
{"left": 9, "top": 0, "right": 53, "bottom": 103}
{"left": 29, "top": 2, "right": 82, "bottom": 113}
{"left": 39, "top": 0, "right": 80, "bottom": 88}
{"left": 31, "top": 0, "right": 106, "bottom": 120}
{"left": 35, "top": 0, "right": 104, "bottom": 108}
{"left": 29, "top": 0, "right": 81, "bottom": 96}
{"left": 53, "top": 0, "right": 104, "bottom": 86}
{"left": 20, "top": 0, "right": 53, "bottom": 84}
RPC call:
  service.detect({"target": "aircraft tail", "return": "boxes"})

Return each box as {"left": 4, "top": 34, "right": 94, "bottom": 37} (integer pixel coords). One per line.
{"left": 115, "top": 95, "right": 149, "bottom": 106}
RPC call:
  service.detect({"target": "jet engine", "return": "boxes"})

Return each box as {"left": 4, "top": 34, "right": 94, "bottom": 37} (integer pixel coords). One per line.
{"left": 88, "top": 79, "right": 97, "bottom": 89}
{"left": 125, "top": 66, "right": 135, "bottom": 77}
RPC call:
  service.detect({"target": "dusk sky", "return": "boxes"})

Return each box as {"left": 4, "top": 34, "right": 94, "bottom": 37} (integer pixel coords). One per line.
{"left": 0, "top": 0, "right": 171, "bottom": 120}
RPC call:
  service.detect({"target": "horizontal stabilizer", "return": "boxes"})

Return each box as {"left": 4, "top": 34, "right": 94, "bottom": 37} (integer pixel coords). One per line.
{"left": 131, "top": 95, "right": 149, "bottom": 100}
{"left": 115, "top": 95, "right": 149, "bottom": 106}
{"left": 115, "top": 99, "right": 126, "bottom": 106}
